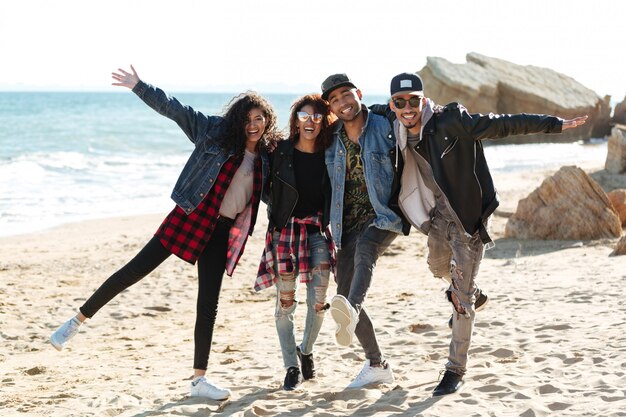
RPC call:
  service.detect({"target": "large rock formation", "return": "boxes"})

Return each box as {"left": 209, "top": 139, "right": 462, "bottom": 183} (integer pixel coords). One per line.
{"left": 605, "top": 126, "right": 626, "bottom": 174}
{"left": 610, "top": 235, "right": 626, "bottom": 256}
{"left": 613, "top": 96, "right": 626, "bottom": 125}
{"left": 505, "top": 166, "right": 622, "bottom": 240}
{"left": 418, "top": 53, "right": 611, "bottom": 144}
{"left": 607, "top": 189, "right": 626, "bottom": 226}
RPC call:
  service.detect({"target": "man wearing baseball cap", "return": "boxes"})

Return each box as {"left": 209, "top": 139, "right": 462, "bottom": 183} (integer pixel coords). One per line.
{"left": 321, "top": 73, "right": 408, "bottom": 388}
{"left": 382, "top": 72, "right": 587, "bottom": 396}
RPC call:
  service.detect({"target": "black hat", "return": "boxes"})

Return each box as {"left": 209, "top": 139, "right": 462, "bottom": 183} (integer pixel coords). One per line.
{"left": 321, "top": 73, "right": 357, "bottom": 101}
{"left": 390, "top": 72, "right": 424, "bottom": 97}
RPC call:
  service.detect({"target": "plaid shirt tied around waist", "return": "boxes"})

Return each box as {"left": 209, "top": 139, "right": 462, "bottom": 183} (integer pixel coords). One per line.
{"left": 155, "top": 154, "right": 262, "bottom": 275}
{"left": 255, "top": 214, "right": 335, "bottom": 291}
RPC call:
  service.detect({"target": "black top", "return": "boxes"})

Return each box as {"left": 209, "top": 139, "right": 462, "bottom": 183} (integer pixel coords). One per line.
{"left": 293, "top": 148, "right": 326, "bottom": 219}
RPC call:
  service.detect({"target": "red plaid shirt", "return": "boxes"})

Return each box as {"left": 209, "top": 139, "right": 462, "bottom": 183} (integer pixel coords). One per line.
{"left": 255, "top": 214, "right": 335, "bottom": 291}
{"left": 155, "top": 154, "right": 262, "bottom": 273}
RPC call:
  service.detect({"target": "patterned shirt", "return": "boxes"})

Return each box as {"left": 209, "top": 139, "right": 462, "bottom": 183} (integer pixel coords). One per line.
{"left": 255, "top": 214, "right": 335, "bottom": 291}
{"left": 155, "top": 153, "right": 262, "bottom": 274}
{"left": 340, "top": 128, "right": 376, "bottom": 234}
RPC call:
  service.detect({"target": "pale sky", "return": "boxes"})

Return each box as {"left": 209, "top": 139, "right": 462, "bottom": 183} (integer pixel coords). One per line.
{"left": 1, "top": 0, "right": 625, "bottom": 99}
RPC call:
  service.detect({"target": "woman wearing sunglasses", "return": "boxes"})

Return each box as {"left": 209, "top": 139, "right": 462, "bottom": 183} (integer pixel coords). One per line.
{"left": 256, "top": 94, "right": 336, "bottom": 390}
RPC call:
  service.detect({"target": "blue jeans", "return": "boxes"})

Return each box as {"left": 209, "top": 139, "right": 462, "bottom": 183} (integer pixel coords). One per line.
{"left": 335, "top": 223, "right": 397, "bottom": 364}
{"left": 274, "top": 232, "right": 331, "bottom": 369}
{"left": 427, "top": 214, "right": 485, "bottom": 376}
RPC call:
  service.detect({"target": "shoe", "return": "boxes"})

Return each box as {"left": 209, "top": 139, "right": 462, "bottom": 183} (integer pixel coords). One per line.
{"left": 50, "top": 316, "right": 82, "bottom": 351}
{"left": 330, "top": 295, "right": 358, "bottom": 346}
{"left": 283, "top": 367, "right": 301, "bottom": 391}
{"left": 447, "top": 289, "right": 489, "bottom": 329}
{"left": 346, "top": 360, "right": 394, "bottom": 388}
{"left": 432, "top": 370, "right": 464, "bottom": 396}
{"left": 190, "top": 376, "right": 231, "bottom": 400}
{"left": 296, "top": 346, "right": 315, "bottom": 380}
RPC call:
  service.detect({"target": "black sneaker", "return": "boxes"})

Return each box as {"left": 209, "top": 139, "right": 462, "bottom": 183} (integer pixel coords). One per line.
{"left": 283, "top": 366, "right": 301, "bottom": 391}
{"left": 447, "top": 289, "right": 489, "bottom": 328}
{"left": 296, "top": 346, "right": 316, "bottom": 380}
{"left": 432, "top": 370, "right": 464, "bottom": 396}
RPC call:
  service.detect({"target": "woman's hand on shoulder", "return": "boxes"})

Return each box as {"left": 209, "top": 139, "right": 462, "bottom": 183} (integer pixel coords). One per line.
{"left": 111, "top": 65, "right": 140, "bottom": 90}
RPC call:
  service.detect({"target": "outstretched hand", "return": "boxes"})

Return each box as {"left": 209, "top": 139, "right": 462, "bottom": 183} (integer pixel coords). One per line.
{"left": 562, "top": 115, "right": 588, "bottom": 130}
{"left": 111, "top": 65, "right": 140, "bottom": 90}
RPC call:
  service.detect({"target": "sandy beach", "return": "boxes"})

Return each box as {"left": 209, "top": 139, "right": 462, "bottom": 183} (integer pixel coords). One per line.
{"left": 1, "top": 164, "right": 625, "bottom": 417}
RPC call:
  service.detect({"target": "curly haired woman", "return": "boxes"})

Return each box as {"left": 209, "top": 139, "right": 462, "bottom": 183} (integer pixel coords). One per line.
{"left": 50, "top": 65, "right": 281, "bottom": 400}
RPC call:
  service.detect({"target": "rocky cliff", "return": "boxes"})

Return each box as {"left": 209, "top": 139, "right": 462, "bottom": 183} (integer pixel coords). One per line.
{"left": 418, "top": 53, "right": 612, "bottom": 144}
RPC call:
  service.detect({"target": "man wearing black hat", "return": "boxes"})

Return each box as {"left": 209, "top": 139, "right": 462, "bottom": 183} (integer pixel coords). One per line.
{"left": 382, "top": 72, "right": 587, "bottom": 396}
{"left": 320, "top": 73, "right": 407, "bottom": 388}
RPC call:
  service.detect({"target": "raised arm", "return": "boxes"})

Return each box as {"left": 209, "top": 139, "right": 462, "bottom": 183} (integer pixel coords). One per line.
{"left": 459, "top": 104, "right": 587, "bottom": 141}
{"left": 111, "top": 65, "right": 222, "bottom": 145}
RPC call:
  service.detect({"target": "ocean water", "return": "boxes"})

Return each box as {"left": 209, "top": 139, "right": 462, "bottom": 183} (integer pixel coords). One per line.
{"left": 0, "top": 92, "right": 608, "bottom": 237}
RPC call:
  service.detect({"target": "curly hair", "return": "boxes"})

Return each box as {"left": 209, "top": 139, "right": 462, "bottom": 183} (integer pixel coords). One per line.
{"left": 287, "top": 94, "right": 336, "bottom": 152}
{"left": 217, "top": 91, "right": 282, "bottom": 155}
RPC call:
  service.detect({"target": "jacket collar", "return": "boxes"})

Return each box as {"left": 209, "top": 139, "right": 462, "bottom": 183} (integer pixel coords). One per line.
{"left": 421, "top": 98, "right": 436, "bottom": 133}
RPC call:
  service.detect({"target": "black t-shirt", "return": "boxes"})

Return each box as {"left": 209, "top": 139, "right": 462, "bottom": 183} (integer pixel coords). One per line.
{"left": 293, "top": 148, "right": 325, "bottom": 219}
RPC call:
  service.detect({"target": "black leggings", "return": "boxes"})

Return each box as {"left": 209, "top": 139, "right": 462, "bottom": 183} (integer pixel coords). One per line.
{"left": 79, "top": 219, "right": 230, "bottom": 370}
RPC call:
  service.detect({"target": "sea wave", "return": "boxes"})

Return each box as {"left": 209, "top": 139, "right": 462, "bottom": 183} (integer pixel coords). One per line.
{"left": 0, "top": 150, "right": 188, "bottom": 237}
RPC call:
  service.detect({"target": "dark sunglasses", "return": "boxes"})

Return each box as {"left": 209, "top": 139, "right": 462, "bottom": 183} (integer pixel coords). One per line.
{"left": 297, "top": 111, "right": 323, "bottom": 124}
{"left": 392, "top": 96, "right": 423, "bottom": 109}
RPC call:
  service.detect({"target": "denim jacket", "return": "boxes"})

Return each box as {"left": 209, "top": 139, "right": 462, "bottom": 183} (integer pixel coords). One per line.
{"left": 132, "top": 80, "right": 270, "bottom": 230}
{"left": 325, "top": 106, "right": 404, "bottom": 249}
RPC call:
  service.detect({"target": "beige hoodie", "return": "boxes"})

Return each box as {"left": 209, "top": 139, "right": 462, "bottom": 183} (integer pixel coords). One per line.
{"left": 393, "top": 98, "right": 437, "bottom": 234}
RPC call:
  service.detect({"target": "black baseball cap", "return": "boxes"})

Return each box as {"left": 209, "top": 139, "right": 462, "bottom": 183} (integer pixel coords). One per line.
{"left": 321, "top": 73, "right": 357, "bottom": 101}
{"left": 390, "top": 72, "right": 424, "bottom": 97}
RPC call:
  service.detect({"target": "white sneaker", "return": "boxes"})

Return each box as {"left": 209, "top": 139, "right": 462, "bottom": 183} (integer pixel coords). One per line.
{"left": 330, "top": 295, "right": 359, "bottom": 346}
{"left": 347, "top": 360, "right": 395, "bottom": 388}
{"left": 50, "top": 317, "right": 82, "bottom": 351}
{"left": 190, "top": 376, "right": 231, "bottom": 400}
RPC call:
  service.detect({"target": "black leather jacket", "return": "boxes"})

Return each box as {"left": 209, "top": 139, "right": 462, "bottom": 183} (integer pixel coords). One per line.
{"left": 373, "top": 102, "right": 563, "bottom": 243}
{"left": 265, "top": 139, "right": 331, "bottom": 230}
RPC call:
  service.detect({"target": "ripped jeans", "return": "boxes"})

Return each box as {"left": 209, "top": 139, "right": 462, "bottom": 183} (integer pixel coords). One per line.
{"left": 274, "top": 232, "right": 331, "bottom": 370}
{"left": 427, "top": 214, "right": 485, "bottom": 376}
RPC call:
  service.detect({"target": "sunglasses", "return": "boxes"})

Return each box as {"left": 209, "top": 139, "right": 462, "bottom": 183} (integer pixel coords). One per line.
{"left": 392, "top": 96, "right": 423, "bottom": 109}
{"left": 297, "top": 111, "right": 323, "bottom": 124}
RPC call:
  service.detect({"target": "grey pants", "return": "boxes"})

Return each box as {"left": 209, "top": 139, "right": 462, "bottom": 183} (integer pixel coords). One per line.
{"left": 335, "top": 223, "right": 397, "bottom": 364}
{"left": 427, "top": 215, "right": 485, "bottom": 376}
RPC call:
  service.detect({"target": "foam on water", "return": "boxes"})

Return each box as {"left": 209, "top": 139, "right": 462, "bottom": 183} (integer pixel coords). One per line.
{"left": 0, "top": 149, "right": 187, "bottom": 237}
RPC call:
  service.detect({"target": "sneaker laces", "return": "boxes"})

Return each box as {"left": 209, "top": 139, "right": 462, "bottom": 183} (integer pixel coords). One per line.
{"left": 352, "top": 360, "right": 386, "bottom": 383}
{"left": 352, "top": 369, "right": 368, "bottom": 383}
{"left": 191, "top": 376, "right": 206, "bottom": 386}
{"left": 63, "top": 318, "right": 81, "bottom": 337}
{"left": 351, "top": 363, "right": 372, "bottom": 383}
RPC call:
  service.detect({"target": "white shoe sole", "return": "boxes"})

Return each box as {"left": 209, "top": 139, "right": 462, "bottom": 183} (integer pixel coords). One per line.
{"left": 347, "top": 377, "right": 395, "bottom": 389}
{"left": 330, "top": 297, "right": 356, "bottom": 347}
{"left": 49, "top": 335, "right": 63, "bottom": 351}
{"left": 475, "top": 296, "right": 489, "bottom": 312}
{"left": 190, "top": 391, "right": 230, "bottom": 400}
